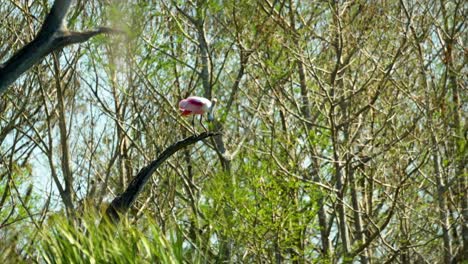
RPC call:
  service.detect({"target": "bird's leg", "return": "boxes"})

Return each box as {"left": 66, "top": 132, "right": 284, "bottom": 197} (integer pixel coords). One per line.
{"left": 191, "top": 115, "right": 196, "bottom": 133}
{"left": 200, "top": 115, "right": 208, "bottom": 132}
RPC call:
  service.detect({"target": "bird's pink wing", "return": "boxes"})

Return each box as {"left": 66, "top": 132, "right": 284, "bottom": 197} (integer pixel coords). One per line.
{"left": 186, "top": 97, "right": 206, "bottom": 106}
{"left": 182, "top": 98, "right": 206, "bottom": 114}
{"left": 179, "top": 96, "right": 210, "bottom": 116}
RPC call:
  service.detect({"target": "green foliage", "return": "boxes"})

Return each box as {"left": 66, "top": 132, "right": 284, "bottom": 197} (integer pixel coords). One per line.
{"left": 202, "top": 157, "right": 320, "bottom": 260}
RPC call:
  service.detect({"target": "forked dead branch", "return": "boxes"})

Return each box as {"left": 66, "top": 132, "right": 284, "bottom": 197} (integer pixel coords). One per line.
{"left": 0, "top": 0, "right": 124, "bottom": 95}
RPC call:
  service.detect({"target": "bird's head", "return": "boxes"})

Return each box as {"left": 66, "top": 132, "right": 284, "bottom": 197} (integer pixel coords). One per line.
{"left": 208, "top": 98, "right": 217, "bottom": 122}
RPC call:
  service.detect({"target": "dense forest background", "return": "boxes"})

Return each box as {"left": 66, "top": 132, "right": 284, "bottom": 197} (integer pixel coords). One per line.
{"left": 0, "top": 0, "right": 466, "bottom": 263}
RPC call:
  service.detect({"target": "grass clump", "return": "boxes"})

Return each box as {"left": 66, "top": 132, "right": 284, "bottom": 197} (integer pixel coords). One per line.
{"left": 38, "top": 213, "right": 183, "bottom": 264}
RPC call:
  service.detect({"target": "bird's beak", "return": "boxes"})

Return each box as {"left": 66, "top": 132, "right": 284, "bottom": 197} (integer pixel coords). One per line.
{"left": 208, "top": 98, "right": 217, "bottom": 122}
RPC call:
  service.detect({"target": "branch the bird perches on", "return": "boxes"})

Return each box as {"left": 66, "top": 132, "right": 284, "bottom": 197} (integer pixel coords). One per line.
{"left": 105, "top": 131, "right": 221, "bottom": 224}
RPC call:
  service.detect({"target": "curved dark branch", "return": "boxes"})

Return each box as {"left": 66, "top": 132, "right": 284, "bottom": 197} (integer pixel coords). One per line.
{"left": 105, "top": 132, "right": 220, "bottom": 224}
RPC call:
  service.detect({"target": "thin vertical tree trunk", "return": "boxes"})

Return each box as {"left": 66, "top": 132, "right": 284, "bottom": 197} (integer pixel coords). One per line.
{"left": 107, "top": 46, "right": 131, "bottom": 192}
{"left": 431, "top": 131, "right": 453, "bottom": 264}
{"left": 348, "top": 162, "right": 369, "bottom": 264}
{"left": 193, "top": 9, "right": 233, "bottom": 261}
{"left": 298, "top": 59, "right": 332, "bottom": 257}
{"left": 328, "top": 1, "right": 351, "bottom": 256}
{"left": 197, "top": 21, "right": 212, "bottom": 100}
{"left": 53, "top": 52, "right": 74, "bottom": 215}
{"left": 403, "top": 1, "right": 454, "bottom": 259}
{"left": 417, "top": 40, "right": 453, "bottom": 264}
{"left": 441, "top": 30, "right": 467, "bottom": 262}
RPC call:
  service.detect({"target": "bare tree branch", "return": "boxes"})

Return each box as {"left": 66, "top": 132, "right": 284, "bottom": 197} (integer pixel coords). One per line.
{"left": 0, "top": 1, "right": 123, "bottom": 95}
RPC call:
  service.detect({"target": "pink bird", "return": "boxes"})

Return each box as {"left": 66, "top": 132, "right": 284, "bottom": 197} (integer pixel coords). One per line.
{"left": 179, "top": 96, "right": 217, "bottom": 131}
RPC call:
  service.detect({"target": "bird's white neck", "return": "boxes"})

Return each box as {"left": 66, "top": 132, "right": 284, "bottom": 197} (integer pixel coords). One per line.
{"left": 208, "top": 99, "right": 217, "bottom": 121}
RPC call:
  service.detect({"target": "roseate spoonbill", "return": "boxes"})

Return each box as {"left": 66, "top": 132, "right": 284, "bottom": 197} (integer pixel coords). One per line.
{"left": 179, "top": 96, "right": 217, "bottom": 131}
